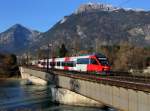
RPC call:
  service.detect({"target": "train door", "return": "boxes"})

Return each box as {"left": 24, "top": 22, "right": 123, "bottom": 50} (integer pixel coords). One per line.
{"left": 68, "top": 57, "right": 76, "bottom": 71}
{"left": 76, "top": 64, "right": 87, "bottom": 71}
{"left": 76, "top": 58, "right": 90, "bottom": 71}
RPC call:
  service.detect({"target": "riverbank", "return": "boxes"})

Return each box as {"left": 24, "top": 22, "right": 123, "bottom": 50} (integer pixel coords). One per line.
{"left": 0, "top": 73, "right": 19, "bottom": 78}
{"left": 0, "top": 75, "right": 20, "bottom": 80}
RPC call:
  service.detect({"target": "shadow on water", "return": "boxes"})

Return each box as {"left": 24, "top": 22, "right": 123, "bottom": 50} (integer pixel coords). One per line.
{"left": 0, "top": 79, "right": 116, "bottom": 111}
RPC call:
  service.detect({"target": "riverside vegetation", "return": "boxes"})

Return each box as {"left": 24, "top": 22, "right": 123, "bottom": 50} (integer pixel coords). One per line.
{"left": 0, "top": 53, "right": 20, "bottom": 78}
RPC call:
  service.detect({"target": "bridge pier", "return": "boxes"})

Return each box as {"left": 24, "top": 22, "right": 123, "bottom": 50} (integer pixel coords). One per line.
{"left": 51, "top": 88, "right": 103, "bottom": 107}
{"left": 19, "top": 67, "right": 103, "bottom": 107}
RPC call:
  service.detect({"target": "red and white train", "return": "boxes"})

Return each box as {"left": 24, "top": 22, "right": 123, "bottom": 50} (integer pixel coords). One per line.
{"left": 36, "top": 53, "right": 110, "bottom": 73}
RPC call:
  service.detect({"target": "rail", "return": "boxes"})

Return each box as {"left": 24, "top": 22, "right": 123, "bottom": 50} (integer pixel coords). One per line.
{"left": 22, "top": 66, "right": 150, "bottom": 92}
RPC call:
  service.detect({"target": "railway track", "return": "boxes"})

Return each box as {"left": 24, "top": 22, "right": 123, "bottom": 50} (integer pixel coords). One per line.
{"left": 108, "top": 75, "right": 150, "bottom": 84}
{"left": 52, "top": 70, "right": 150, "bottom": 92}
{"left": 26, "top": 66, "right": 150, "bottom": 83}
{"left": 24, "top": 66, "right": 150, "bottom": 92}
{"left": 54, "top": 69, "right": 150, "bottom": 83}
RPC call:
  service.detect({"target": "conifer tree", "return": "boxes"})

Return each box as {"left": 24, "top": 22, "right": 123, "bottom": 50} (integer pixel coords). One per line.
{"left": 59, "top": 44, "right": 68, "bottom": 57}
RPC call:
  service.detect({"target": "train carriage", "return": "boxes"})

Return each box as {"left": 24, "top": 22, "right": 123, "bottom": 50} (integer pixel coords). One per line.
{"left": 37, "top": 53, "right": 110, "bottom": 73}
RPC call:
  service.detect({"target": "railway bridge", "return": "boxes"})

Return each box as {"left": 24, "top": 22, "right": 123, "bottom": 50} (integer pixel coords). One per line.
{"left": 20, "top": 67, "right": 150, "bottom": 111}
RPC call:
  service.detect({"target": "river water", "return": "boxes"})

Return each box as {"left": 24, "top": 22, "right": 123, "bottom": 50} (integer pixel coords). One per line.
{"left": 0, "top": 79, "right": 115, "bottom": 111}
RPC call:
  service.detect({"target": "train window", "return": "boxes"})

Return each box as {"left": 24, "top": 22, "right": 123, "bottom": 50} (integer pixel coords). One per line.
{"left": 41, "top": 62, "right": 46, "bottom": 65}
{"left": 57, "top": 62, "right": 60, "bottom": 66}
{"left": 77, "top": 58, "right": 90, "bottom": 64}
{"left": 50, "top": 62, "right": 55, "bottom": 66}
{"left": 97, "top": 58, "right": 109, "bottom": 66}
{"left": 90, "top": 59, "right": 98, "bottom": 65}
{"left": 99, "top": 59, "right": 109, "bottom": 66}
{"left": 61, "top": 61, "right": 74, "bottom": 67}
{"left": 67, "top": 61, "right": 74, "bottom": 67}
{"left": 62, "top": 62, "right": 65, "bottom": 66}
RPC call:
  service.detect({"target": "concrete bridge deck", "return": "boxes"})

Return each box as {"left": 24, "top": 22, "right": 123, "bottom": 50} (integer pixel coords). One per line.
{"left": 20, "top": 67, "right": 150, "bottom": 111}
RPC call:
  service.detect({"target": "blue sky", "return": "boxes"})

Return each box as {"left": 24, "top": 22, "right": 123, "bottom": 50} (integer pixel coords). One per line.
{"left": 0, "top": 0, "right": 149, "bottom": 32}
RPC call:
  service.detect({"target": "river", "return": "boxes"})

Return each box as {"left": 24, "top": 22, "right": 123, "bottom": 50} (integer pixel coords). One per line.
{"left": 0, "top": 79, "right": 116, "bottom": 111}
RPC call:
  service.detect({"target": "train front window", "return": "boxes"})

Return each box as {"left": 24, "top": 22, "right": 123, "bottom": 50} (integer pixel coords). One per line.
{"left": 98, "top": 58, "right": 109, "bottom": 66}
{"left": 90, "top": 58, "right": 98, "bottom": 65}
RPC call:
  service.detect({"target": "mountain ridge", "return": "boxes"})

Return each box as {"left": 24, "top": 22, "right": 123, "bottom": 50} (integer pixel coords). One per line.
{"left": 0, "top": 3, "right": 150, "bottom": 55}
{"left": 0, "top": 24, "right": 41, "bottom": 54}
{"left": 39, "top": 4, "right": 150, "bottom": 50}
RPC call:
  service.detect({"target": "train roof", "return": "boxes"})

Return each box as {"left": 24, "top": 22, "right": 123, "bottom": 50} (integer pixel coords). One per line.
{"left": 38, "top": 53, "right": 107, "bottom": 61}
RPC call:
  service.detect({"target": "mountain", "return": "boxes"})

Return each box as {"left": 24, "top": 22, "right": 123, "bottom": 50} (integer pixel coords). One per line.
{"left": 0, "top": 24, "right": 41, "bottom": 54}
{"left": 39, "top": 3, "right": 150, "bottom": 51}
{"left": 1, "top": 3, "right": 150, "bottom": 55}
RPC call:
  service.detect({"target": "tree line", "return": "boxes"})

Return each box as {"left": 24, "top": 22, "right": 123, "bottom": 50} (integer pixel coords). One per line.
{"left": 34, "top": 43, "right": 150, "bottom": 72}
{"left": 99, "top": 44, "right": 150, "bottom": 71}
{"left": 0, "top": 53, "right": 19, "bottom": 77}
